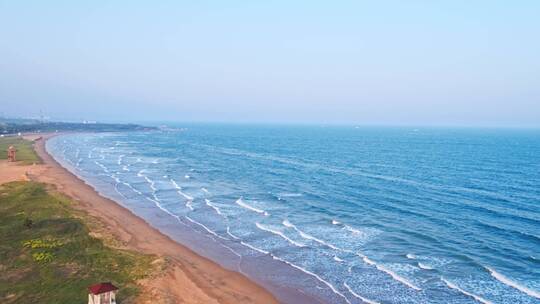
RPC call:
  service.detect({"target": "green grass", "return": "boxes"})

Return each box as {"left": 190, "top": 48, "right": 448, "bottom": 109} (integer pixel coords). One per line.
{"left": 0, "top": 137, "right": 41, "bottom": 165}
{"left": 0, "top": 182, "right": 156, "bottom": 304}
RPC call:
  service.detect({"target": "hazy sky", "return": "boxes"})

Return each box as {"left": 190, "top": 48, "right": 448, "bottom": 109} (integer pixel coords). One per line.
{"left": 1, "top": 1, "right": 539, "bottom": 126}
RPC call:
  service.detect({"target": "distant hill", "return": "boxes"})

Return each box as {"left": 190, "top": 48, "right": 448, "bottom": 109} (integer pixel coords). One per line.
{"left": 0, "top": 118, "right": 156, "bottom": 135}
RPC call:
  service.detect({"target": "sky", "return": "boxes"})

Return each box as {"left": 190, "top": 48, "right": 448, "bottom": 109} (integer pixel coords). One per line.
{"left": 1, "top": 1, "right": 539, "bottom": 127}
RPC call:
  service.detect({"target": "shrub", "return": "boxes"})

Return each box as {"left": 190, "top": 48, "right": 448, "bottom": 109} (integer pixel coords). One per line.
{"left": 22, "top": 238, "right": 64, "bottom": 249}
{"left": 23, "top": 218, "right": 33, "bottom": 228}
{"left": 32, "top": 252, "right": 54, "bottom": 263}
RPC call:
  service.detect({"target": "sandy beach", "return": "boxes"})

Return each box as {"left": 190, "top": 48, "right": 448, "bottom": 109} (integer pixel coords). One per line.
{"left": 1, "top": 134, "right": 279, "bottom": 304}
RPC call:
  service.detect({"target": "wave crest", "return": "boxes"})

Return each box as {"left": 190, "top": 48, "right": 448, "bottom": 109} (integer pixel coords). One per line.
{"left": 486, "top": 267, "right": 540, "bottom": 299}
{"left": 442, "top": 277, "right": 493, "bottom": 304}
{"left": 256, "top": 223, "right": 306, "bottom": 247}
{"left": 360, "top": 255, "right": 421, "bottom": 291}
{"left": 236, "top": 198, "right": 269, "bottom": 216}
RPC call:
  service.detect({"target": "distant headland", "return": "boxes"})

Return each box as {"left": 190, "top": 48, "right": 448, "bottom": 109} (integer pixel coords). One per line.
{"left": 0, "top": 117, "right": 156, "bottom": 135}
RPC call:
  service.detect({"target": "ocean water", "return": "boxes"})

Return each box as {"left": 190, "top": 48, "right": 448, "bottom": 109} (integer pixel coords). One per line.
{"left": 47, "top": 125, "right": 540, "bottom": 304}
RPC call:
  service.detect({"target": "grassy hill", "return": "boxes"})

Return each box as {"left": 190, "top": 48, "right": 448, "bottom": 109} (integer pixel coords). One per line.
{"left": 0, "top": 137, "right": 41, "bottom": 165}
{"left": 0, "top": 182, "right": 157, "bottom": 303}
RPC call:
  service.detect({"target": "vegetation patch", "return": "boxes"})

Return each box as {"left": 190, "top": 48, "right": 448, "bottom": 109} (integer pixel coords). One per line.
{"left": 0, "top": 182, "right": 155, "bottom": 303}
{"left": 0, "top": 137, "right": 41, "bottom": 165}
{"left": 23, "top": 238, "right": 64, "bottom": 249}
{"left": 31, "top": 252, "right": 55, "bottom": 263}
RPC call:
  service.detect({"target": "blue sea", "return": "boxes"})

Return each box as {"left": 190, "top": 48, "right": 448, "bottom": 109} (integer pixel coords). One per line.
{"left": 47, "top": 125, "right": 540, "bottom": 304}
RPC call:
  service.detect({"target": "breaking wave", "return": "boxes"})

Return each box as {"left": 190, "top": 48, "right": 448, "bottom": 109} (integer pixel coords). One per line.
{"left": 170, "top": 178, "right": 194, "bottom": 202}
{"left": 344, "top": 281, "right": 380, "bottom": 304}
{"left": 361, "top": 255, "right": 421, "bottom": 291}
{"left": 271, "top": 255, "right": 351, "bottom": 304}
{"left": 240, "top": 241, "right": 269, "bottom": 255}
{"left": 486, "top": 267, "right": 540, "bottom": 299}
{"left": 283, "top": 219, "right": 340, "bottom": 250}
{"left": 418, "top": 262, "right": 433, "bottom": 270}
{"left": 236, "top": 198, "right": 269, "bottom": 216}
{"left": 441, "top": 277, "right": 493, "bottom": 304}
{"left": 255, "top": 223, "right": 306, "bottom": 247}
{"left": 205, "top": 199, "right": 223, "bottom": 215}
{"left": 406, "top": 253, "right": 416, "bottom": 259}
{"left": 185, "top": 215, "right": 227, "bottom": 240}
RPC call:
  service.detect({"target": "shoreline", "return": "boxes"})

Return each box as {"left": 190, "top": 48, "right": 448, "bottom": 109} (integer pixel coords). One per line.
{"left": 27, "top": 133, "right": 281, "bottom": 304}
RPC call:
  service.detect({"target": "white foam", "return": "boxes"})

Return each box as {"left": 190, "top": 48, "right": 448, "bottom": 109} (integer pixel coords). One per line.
{"left": 334, "top": 256, "right": 344, "bottom": 262}
{"left": 279, "top": 192, "right": 303, "bottom": 197}
{"left": 486, "top": 267, "right": 540, "bottom": 299}
{"left": 122, "top": 182, "right": 143, "bottom": 196}
{"left": 113, "top": 183, "right": 126, "bottom": 199}
{"left": 256, "top": 223, "right": 306, "bottom": 247}
{"left": 442, "top": 277, "right": 494, "bottom": 304}
{"left": 117, "top": 154, "right": 125, "bottom": 165}
{"left": 226, "top": 226, "right": 241, "bottom": 240}
{"left": 236, "top": 198, "right": 269, "bottom": 216}
{"left": 418, "top": 262, "right": 433, "bottom": 270}
{"left": 178, "top": 190, "right": 193, "bottom": 201}
{"left": 344, "top": 225, "right": 362, "bottom": 235}
{"left": 271, "top": 255, "right": 351, "bottom": 304}
{"left": 344, "top": 282, "right": 380, "bottom": 304}
{"left": 94, "top": 161, "right": 109, "bottom": 173}
{"left": 185, "top": 200, "right": 194, "bottom": 211}
{"left": 140, "top": 195, "right": 186, "bottom": 230}
{"left": 298, "top": 230, "right": 339, "bottom": 250}
{"left": 170, "top": 179, "right": 193, "bottom": 200}
{"left": 240, "top": 241, "right": 269, "bottom": 255}
{"left": 361, "top": 255, "right": 376, "bottom": 266}
{"left": 143, "top": 176, "right": 157, "bottom": 191}
{"left": 221, "top": 243, "right": 241, "bottom": 258}
{"left": 406, "top": 253, "right": 416, "bottom": 259}
{"left": 170, "top": 179, "right": 181, "bottom": 189}
{"left": 110, "top": 174, "right": 121, "bottom": 184}
{"left": 343, "top": 225, "right": 380, "bottom": 241}
{"left": 277, "top": 192, "right": 303, "bottom": 200}
{"left": 283, "top": 219, "right": 340, "bottom": 250}
{"left": 205, "top": 199, "right": 223, "bottom": 215}
{"left": 122, "top": 165, "right": 130, "bottom": 171}
{"left": 185, "top": 215, "right": 227, "bottom": 240}
{"left": 360, "top": 255, "right": 421, "bottom": 291}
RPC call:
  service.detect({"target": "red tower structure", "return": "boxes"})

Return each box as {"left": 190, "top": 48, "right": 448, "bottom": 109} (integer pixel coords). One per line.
{"left": 7, "top": 145, "right": 16, "bottom": 162}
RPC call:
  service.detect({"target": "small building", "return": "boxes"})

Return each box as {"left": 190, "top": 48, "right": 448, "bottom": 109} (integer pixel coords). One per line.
{"left": 7, "top": 146, "right": 16, "bottom": 162}
{"left": 88, "top": 282, "right": 118, "bottom": 304}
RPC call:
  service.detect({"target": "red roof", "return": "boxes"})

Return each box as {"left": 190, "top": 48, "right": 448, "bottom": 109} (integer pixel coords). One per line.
{"left": 88, "top": 282, "right": 118, "bottom": 295}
